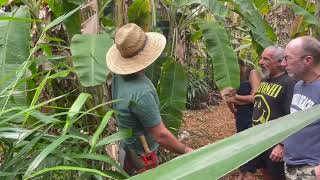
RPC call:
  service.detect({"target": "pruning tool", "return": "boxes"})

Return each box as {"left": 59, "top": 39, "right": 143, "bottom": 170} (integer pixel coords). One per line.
{"left": 139, "top": 134, "right": 157, "bottom": 169}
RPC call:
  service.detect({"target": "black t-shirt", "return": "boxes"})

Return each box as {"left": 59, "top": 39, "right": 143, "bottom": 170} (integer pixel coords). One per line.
{"left": 252, "top": 73, "right": 295, "bottom": 126}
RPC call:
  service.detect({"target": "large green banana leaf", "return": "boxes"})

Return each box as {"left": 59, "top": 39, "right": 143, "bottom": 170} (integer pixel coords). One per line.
{"left": 233, "top": 0, "right": 276, "bottom": 50}
{"left": 0, "top": 5, "right": 30, "bottom": 64}
{"left": 200, "top": 21, "right": 239, "bottom": 90}
{"left": 145, "top": 56, "right": 167, "bottom": 87}
{"left": 129, "top": 105, "right": 320, "bottom": 180}
{"left": 70, "top": 34, "right": 113, "bottom": 87}
{"left": 174, "top": 0, "right": 229, "bottom": 17}
{"left": 0, "top": 64, "right": 26, "bottom": 110}
{"left": 158, "top": 59, "right": 186, "bottom": 134}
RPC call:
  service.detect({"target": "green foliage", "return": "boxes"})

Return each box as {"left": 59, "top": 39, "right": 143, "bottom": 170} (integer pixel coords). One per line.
{"left": 128, "top": 0, "right": 151, "bottom": 30}
{"left": 145, "top": 56, "right": 167, "bottom": 87}
{"left": 252, "top": 0, "right": 270, "bottom": 15}
{"left": 200, "top": 21, "right": 240, "bottom": 90}
{"left": 281, "top": 0, "right": 319, "bottom": 26}
{"left": 70, "top": 34, "right": 113, "bottom": 87}
{"left": 233, "top": 0, "right": 276, "bottom": 52}
{"left": 158, "top": 59, "right": 187, "bottom": 133}
{"left": 0, "top": 0, "right": 8, "bottom": 6}
{"left": 0, "top": 5, "right": 30, "bottom": 64}
{"left": 174, "top": 0, "right": 229, "bottom": 17}
{"left": 129, "top": 105, "right": 320, "bottom": 180}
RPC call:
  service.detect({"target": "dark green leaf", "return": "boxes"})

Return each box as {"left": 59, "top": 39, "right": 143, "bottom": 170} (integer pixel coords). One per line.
{"left": 200, "top": 21, "right": 239, "bottom": 90}
{"left": 158, "top": 59, "right": 187, "bottom": 133}
{"left": 70, "top": 34, "right": 113, "bottom": 87}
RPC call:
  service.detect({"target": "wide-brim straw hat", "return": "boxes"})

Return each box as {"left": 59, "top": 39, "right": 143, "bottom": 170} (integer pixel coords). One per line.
{"left": 106, "top": 23, "right": 166, "bottom": 75}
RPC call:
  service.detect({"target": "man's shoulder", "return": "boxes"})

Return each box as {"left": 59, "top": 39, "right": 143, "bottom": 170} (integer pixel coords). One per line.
{"left": 274, "top": 73, "right": 295, "bottom": 86}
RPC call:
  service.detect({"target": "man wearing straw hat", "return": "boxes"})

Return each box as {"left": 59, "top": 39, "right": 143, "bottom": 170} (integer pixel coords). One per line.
{"left": 106, "top": 23, "right": 193, "bottom": 175}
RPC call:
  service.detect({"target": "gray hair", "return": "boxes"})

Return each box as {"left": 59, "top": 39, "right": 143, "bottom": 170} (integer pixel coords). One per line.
{"left": 265, "top": 45, "right": 284, "bottom": 61}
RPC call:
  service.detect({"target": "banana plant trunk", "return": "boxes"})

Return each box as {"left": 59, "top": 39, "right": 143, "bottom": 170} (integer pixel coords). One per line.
{"left": 114, "top": 0, "right": 128, "bottom": 28}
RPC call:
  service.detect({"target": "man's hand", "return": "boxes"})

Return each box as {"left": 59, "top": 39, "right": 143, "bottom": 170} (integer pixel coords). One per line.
{"left": 269, "top": 144, "right": 284, "bottom": 162}
{"left": 315, "top": 164, "right": 320, "bottom": 180}
{"left": 184, "top": 146, "right": 194, "bottom": 153}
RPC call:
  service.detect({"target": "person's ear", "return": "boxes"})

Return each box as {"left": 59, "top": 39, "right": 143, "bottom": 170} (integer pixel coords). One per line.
{"left": 304, "top": 56, "right": 313, "bottom": 65}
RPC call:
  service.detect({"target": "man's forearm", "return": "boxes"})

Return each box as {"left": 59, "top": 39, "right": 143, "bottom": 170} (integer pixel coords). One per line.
{"left": 158, "top": 130, "right": 189, "bottom": 154}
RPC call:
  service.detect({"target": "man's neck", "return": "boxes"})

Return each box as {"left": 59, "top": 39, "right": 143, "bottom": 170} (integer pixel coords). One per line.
{"left": 302, "top": 72, "right": 320, "bottom": 84}
{"left": 270, "top": 70, "right": 285, "bottom": 79}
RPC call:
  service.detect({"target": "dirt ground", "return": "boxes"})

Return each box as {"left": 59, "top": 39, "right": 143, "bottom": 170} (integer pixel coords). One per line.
{"left": 180, "top": 101, "right": 239, "bottom": 180}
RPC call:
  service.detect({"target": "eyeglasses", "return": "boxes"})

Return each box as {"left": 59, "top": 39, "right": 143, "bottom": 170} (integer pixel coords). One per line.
{"left": 281, "top": 55, "right": 311, "bottom": 62}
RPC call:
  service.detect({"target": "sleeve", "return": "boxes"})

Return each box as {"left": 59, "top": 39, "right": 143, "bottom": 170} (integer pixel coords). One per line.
{"left": 282, "top": 79, "right": 295, "bottom": 115}
{"left": 130, "top": 92, "right": 162, "bottom": 128}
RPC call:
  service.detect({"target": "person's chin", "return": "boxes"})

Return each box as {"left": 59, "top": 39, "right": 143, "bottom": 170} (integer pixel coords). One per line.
{"left": 287, "top": 72, "right": 299, "bottom": 80}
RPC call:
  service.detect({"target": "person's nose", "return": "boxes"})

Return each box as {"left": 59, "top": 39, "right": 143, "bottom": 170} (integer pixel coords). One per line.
{"left": 259, "top": 59, "right": 263, "bottom": 66}
{"left": 280, "top": 59, "right": 287, "bottom": 67}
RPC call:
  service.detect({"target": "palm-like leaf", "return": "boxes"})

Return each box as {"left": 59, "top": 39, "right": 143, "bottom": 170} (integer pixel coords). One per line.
{"left": 200, "top": 21, "right": 239, "bottom": 90}
{"left": 145, "top": 56, "right": 167, "bottom": 87}
{"left": 158, "top": 59, "right": 187, "bottom": 133}
{"left": 0, "top": 5, "right": 30, "bottom": 64}
{"left": 233, "top": 0, "right": 276, "bottom": 50}
{"left": 70, "top": 34, "right": 113, "bottom": 87}
{"left": 129, "top": 105, "right": 320, "bottom": 180}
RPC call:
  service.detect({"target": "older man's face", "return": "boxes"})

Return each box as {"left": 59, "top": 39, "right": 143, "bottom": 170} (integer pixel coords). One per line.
{"left": 259, "top": 49, "right": 281, "bottom": 79}
{"left": 282, "top": 42, "right": 305, "bottom": 80}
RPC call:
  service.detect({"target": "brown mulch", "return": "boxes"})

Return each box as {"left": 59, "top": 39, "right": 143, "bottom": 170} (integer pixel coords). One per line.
{"left": 181, "top": 101, "right": 236, "bottom": 148}
{"left": 180, "top": 101, "right": 239, "bottom": 180}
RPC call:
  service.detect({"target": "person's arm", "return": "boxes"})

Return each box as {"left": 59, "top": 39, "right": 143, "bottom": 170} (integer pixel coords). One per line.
{"left": 131, "top": 92, "right": 193, "bottom": 155}
{"left": 226, "top": 101, "right": 236, "bottom": 114}
{"left": 229, "top": 69, "right": 261, "bottom": 105}
{"left": 147, "top": 121, "right": 193, "bottom": 155}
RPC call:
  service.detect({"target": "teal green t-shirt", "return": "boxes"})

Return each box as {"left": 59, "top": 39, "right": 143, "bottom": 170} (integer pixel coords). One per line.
{"left": 112, "top": 74, "right": 161, "bottom": 155}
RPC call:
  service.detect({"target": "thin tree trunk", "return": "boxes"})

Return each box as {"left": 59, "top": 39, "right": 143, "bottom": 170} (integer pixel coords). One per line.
{"left": 114, "top": 0, "right": 128, "bottom": 28}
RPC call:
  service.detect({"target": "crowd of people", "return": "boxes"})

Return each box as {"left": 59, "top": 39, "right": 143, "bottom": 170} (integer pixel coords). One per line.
{"left": 105, "top": 23, "right": 320, "bottom": 179}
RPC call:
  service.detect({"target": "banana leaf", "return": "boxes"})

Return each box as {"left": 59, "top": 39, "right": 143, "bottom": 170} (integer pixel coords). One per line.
{"left": 233, "top": 0, "right": 276, "bottom": 50}
{"left": 145, "top": 56, "right": 167, "bottom": 87}
{"left": 70, "top": 34, "right": 113, "bottom": 87}
{"left": 200, "top": 21, "right": 239, "bottom": 90}
{"left": 129, "top": 105, "right": 320, "bottom": 180}
{"left": 158, "top": 59, "right": 186, "bottom": 134}
{"left": 0, "top": 64, "right": 27, "bottom": 111}
{"left": 0, "top": 5, "right": 30, "bottom": 64}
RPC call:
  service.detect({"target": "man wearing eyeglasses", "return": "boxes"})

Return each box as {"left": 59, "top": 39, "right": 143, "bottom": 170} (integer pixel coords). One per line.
{"left": 251, "top": 45, "right": 295, "bottom": 180}
{"left": 281, "top": 36, "right": 320, "bottom": 180}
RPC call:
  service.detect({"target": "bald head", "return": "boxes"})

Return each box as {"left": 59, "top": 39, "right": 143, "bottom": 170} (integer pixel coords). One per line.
{"left": 287, "top": 36, "right": 320, "bottom": 64}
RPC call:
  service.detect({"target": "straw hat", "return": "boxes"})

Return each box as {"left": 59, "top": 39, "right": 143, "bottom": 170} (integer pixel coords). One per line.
{"left": 106, "top": 23, "right": 166, "bottom": 75}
